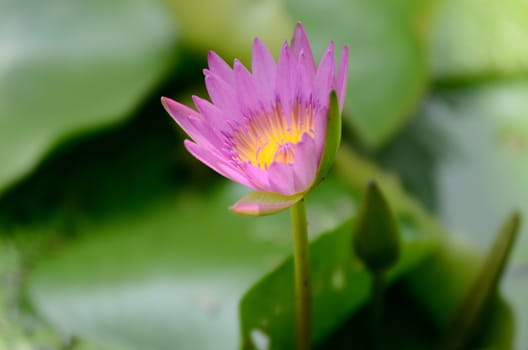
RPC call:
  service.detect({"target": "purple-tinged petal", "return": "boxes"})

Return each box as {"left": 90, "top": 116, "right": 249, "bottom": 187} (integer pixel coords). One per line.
{"left": 192, "top": 95, "right": 231, "bottom": 131}
{"left": 292, "top": 133, "right": 318, "bottom": 191}
{"left": 233, "top": 59, "right": 260, "bottom": 113}
{"left": 208, "top": 51, "right": 234, "bottom": 85}
{"left": 204, "top": 72, "right": 242, "bottom": 121}
{"left": 336, "top": 46, "right": 349, "bottom": 111}
{"left": 251, "top": 38, "right": 276, "bottom": 102}
{"left": 184, "top": 140, "right": 258, "bottom": 190}
{"left": 291, "top": 22, "right": 316, "bottom": 76}
{"left": 295, "top": 49, "right": 315, "bottom": 100}
{"left": 185, "top": 114, "right": 225, "bottom": 150}
{"left": 314, "top": 41, "right": 335, "bottom": 106}
{"left": 275, "top": 41, "right": 297, "bottom": 121}
{"left": 241, "top": 163, "right": 271, "bottom": 191}
{"left": 267, "top": 161, "right": 297, "bottom": 195}
{"left": 230, "top": 191, "right": 304, "bottom": 216}
{"left": 314, "top": 106, "right": 329, "bottom": 157}
{"left": 161, "top": 97, "right": 216, "bottom": 146}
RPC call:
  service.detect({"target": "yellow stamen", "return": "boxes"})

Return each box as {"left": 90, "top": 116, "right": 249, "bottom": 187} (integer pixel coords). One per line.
{"left": 232, "top": 103, "right": 315, "bottom": 169}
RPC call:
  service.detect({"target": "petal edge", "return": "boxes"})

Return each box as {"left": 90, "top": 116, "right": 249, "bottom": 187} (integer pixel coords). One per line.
{"left": 230, "top": 191, "right": 304, "bottom": 216}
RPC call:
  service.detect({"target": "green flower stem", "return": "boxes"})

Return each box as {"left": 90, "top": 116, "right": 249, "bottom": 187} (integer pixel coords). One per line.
{"left": 290, "top": 198, "right": 311, "bottom": 350}
{"left": 370, "top": 270, "right": 385, "bottom": 350}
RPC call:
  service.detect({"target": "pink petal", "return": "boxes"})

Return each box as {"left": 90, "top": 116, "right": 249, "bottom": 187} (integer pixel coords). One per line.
{"left": 230, "top": 191, "right": 304, "bottom": 216}
{"left": 313, "top": 106, "right": 329, "bottom": 157}
{"left": 295, "top": 50, "right": 315, "bottom": 101}
{"left": 241, "top": 163, "right": 271, "bottom": 191}
{"left": 314, "top": 41, "right": 335, "bottom": 106}
{"left": 233, "top": 59, "right": 260, "bottom": 114}
{"left": 336, "top": 45, "right": 349, "bottom": 111}
{"left": 161, "top": 97, "right": 219, "bottom": 147}
{"left": 184, "top": 140, "right": 257, "bottom": 190}
{"left": 208, "top": 51, "right": 234, "bottom": 85}
{"left": 292, "top": 133, "right": 318, "bottom": 191}
{"left": 291, "top": 22, "right": 316, "bottom": 76}
{"left": 251, "top": 38, "right": 277, "bottom": 102}
{"left": 267, "top": 161, "right": 297, "bottom": 195}
{"left": 204, "top": 72, "right": 242, "bottom": 121}
{"left": 192, "top": 95, "right": 231, "bottom": 131}
{"left": 275, "top": 41, "right": 296, "bottom": 119}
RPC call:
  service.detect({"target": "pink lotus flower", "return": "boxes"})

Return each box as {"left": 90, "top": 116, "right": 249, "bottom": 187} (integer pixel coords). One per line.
{"left": 162, "top": 23, "right": 349, "bottom": 215}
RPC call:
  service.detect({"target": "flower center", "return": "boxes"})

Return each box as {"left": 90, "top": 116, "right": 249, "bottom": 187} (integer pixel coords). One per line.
{"left": 231, "top": 103, "right": 315, "bottom": 170}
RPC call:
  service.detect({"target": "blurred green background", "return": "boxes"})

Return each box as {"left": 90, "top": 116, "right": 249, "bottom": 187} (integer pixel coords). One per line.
{"left": 1, "top": 0, "right": 527, "bottom": 349}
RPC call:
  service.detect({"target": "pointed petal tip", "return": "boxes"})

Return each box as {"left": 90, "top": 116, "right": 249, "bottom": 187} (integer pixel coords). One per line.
{"left": 252, "top": 37, "right": 266, "bottom": 51}
{"left": 294, "top": 22, "right": 307, "bottom": 36}
{"left": 160, "top": 96, "right": 182, "bottom": 114}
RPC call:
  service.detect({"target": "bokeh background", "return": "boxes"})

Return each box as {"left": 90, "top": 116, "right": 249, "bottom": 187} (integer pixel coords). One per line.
{"left": 1, "top": 0, "right": 527, "bottom": 349}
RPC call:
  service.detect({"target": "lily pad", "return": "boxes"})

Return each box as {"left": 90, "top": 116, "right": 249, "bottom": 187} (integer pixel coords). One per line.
{"left": 164, "top": 0, "right": 292, "bottom": 62}
{"left": 431, "top": 0, "right": 528, "bottom": 80}
{"left": 285, "top": 0, "right": 433, "bottom": 147}
{"left": 25, "top": 177, "right": 358, "bottom": 350}
{"left": 0, "top": 0, "right": 179, "bottom": 195}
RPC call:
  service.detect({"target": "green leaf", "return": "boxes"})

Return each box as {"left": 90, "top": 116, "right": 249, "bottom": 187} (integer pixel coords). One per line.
{"left": 164, "top": 0, "right": 292, "bottom": 63}
{"left": 0, "top": 0, "right": 179, "bottom": 195}
{"left": 431, "top": 0, "right": 528, "bottom": 80}
{"left": 384, "top": 80, "right": 528, "bottom": 348}
{"left": 284, "top": 0, "right": 433, "bottom": 147}
{"left": 230, "top": 191, "right": 304, "bottom": 216}
{"left": 314, "top": 91, "right": 342, "bottom": 186}
{"left": 2, "top": 99, "right": 354, "bottom": 350}
{"left": 239, "top": 147, "right": 442, "bottom": 349}
{"left": 23, "top": 178, "right": 358, "bottom": 350}
{"left": 25, "top": 185, "right": 292, "bottom": 350}
{"left": 353, "top": 181, "right": 401, "bottom": 272}
{"left": 443, "top": 212, "right": 521, "bottom": 350}
{"left": 239, "top": 212, "right": 435, "bottom": 350}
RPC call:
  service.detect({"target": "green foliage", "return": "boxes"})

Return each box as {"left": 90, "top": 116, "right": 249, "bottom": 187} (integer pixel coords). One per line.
{"left": 431, "top": 0, "right": 528, "bottom": 80}
{"left": 443, "top": 212, "right": 520, "bottom": 350}
{"left": 0, "top": 0, "right": 179, "bottom": 196}
{"left": 1, "top": 0, "right": 528, "bottom": 349}
{"left": 285, "top": 0, "right": 433, "bottom": 147}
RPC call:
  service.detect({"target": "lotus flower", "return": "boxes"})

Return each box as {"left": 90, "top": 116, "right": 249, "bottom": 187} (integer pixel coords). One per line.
{"left": 162, "top": 23, "right": 349, "bottom": 215}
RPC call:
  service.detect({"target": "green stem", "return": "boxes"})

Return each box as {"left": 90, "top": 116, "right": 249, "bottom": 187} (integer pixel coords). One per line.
{"left": 290, "top": 199, "right": 311, "bottom": 350}
{"left": 370, "top": 270, "right": 385, "bottom": 350}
